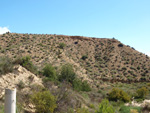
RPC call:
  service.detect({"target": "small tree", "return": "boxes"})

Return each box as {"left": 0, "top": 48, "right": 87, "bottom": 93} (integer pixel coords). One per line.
{"left": 31, "top": 90, "right": 57, "bottom": 113}
{"left": 59, "top": 64, "right": 76, "bottom": 83}
{"left": 42, "top": 64, "right": 57, "bottom": 81}
{"left": 108, "top": 88, "right": 130, "bottom": 102}
{"left": 96, "top": 99, "right": 115, "bottom": 113}
{"left": 135, "top": 87, "right": 148, "bottom": 99}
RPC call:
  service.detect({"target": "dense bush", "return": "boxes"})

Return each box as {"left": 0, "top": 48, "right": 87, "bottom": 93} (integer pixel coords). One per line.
{"left": 96, "top": 99, "right": 115, "bottom": 113}
{"left": 135, "top": 87, "right": 148, "bottom": 99}
{"left": 59, "top": 64, "right": 91, "bottom": 92}
{"left": 0, "top": 57, "right": 13, "bottom": 75}
{"left": 42, "top": 64, "right": 57, "bottom": 81}
{"left": 59, "top": 64, "right": 76, "bottom": 83}
{"left": 72, "top": 79, "right": 91, "bottom": 92}
{"left": 14, "top": 56, "right": 37, "bottom": 74}
{"left": 31, "top": 90, "right": 57, "bottom": 113}
{"left": 108, "top": 88, "right": 130, "bottom": 102}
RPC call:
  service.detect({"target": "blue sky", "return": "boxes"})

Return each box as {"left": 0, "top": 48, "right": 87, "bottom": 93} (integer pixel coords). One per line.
{"left": 1, "top": 0, "right": 150, "bottom": 56}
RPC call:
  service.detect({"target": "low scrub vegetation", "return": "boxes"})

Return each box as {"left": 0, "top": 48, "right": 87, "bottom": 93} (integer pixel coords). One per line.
{"left": 119, "top": 105, "right": 142, "bottom": 113}
{"left": 0, "top": 56, "right": 14, "bottom": 75}
{"left": 59, "top": 64, "right": 91, "bottom": 92}
{"left": 73, "top": 79, "right": 91, "bottom": 92}
{"left": 42, "top": 63, "right": 91, "bottom": 92}
{"left": 134, "top": 87, "right": 148, "bottom": 100}
{"left": 59, "top": 43, "right": 66, "bottom": 49}
{"left": 42, "top": 64, "right": 57, "bottom": 81}
{"left": 59, "top": 64, "right": 76, "bottom": 83}
{"left": 96, "top": 99, "right": 115, "bottom": 113}
{"left": 30, "top": 90, "right": 57, "bottom": 113}
{"left": 14, "top": 56, "right": 37, "bottom": 74}
{"left": 108, "top": 88, "right": 130, "bottom": 102}
{"left": 0, "top": 105, "right": 4, "bottom": 113}
{"left": 1, "top": 33, "right": 150, "bottom": 113}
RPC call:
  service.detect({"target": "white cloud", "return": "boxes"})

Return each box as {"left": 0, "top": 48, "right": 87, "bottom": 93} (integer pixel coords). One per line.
{"left": 0, "top": 27, "right": 10, "bottom": 34}
{"left": 145, "top": 52, "right": 150, "bottom": 57}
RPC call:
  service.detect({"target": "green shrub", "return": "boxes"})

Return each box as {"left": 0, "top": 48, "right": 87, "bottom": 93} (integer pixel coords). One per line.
{"left": 42, "top": 64, "right": 57, "bottom": 81}
{"left": 89, "top": 104, "right": 95, "bottom": 109}
{"left": 0, "top": 56, "right": 13, "bottom": 75}
{"left": 59, "top": 64, "right": 76, "bottom": 83}
{"left": 108, "top": 88, "right": 130, "bottom": 102}
{"left": 16, "top": 103, "right": 24, "bottom": 113}
{"left": 137, "top": 66, "right": 140, "bottom": 70}
{"left": 98, "top": 89, "right": 102, "bottom": 93}
{"left": 59, "top": 64, "right": 91, "bottom": 92}
{"left": 135, "top": 87, "right": 148, "bottom": 99}
{"left": 0, "top": 105, "right": 4, "bottom": 113}
{"left": 72, "top": 79, "right": 91, "bottom": 92}
{"left": 119, "top": 106, "right": 141, "bottom": 113}
{"left": 72, "top": 78, "right": 83, "bottom": 91}
{"left": 82, "top": 80, "right": 91, "bottom": 92}
{"left": 14, "top": 56, "right": 37, "bottom": 74}
{"left": 110, "top": 101, "right": 124, "bottom": 109}
{"left": 31, "top": 90, "right": 57, "bottom": 113}
{"left": 96, "top": 99, "right": 115, "bottom": 113}
{"left": 59, "top": 43, "right": 66, "bottom": 49}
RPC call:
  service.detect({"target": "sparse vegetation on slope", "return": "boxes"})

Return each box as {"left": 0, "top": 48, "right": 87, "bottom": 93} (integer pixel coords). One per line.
{"left": 0, "top": 33, "right": 150, "bottom": 86}
{"left": 14, "top": 56, "right": 37, "bottom": 74}
{"left": 0, "top": 33, "right": 150, "bottom": 113}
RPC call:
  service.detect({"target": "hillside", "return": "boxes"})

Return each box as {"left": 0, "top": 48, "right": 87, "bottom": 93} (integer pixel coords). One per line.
{"left": 0, "top": 32, "right": 150, "bottom": 112}
{"left": 0, "top": 33, "right": 150, "bottom": 88}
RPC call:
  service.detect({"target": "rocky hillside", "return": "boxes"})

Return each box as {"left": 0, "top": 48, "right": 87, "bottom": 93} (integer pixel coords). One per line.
{"left": 0, "top": 65, "right": 43, "bottom": 112}
{"left": 0, "top": 32, "right": 150, "bottom": 88}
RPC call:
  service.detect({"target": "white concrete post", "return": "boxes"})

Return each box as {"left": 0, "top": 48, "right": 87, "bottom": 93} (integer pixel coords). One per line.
{"left": 4, "top": 88, "right": 16, "bottom": 113}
